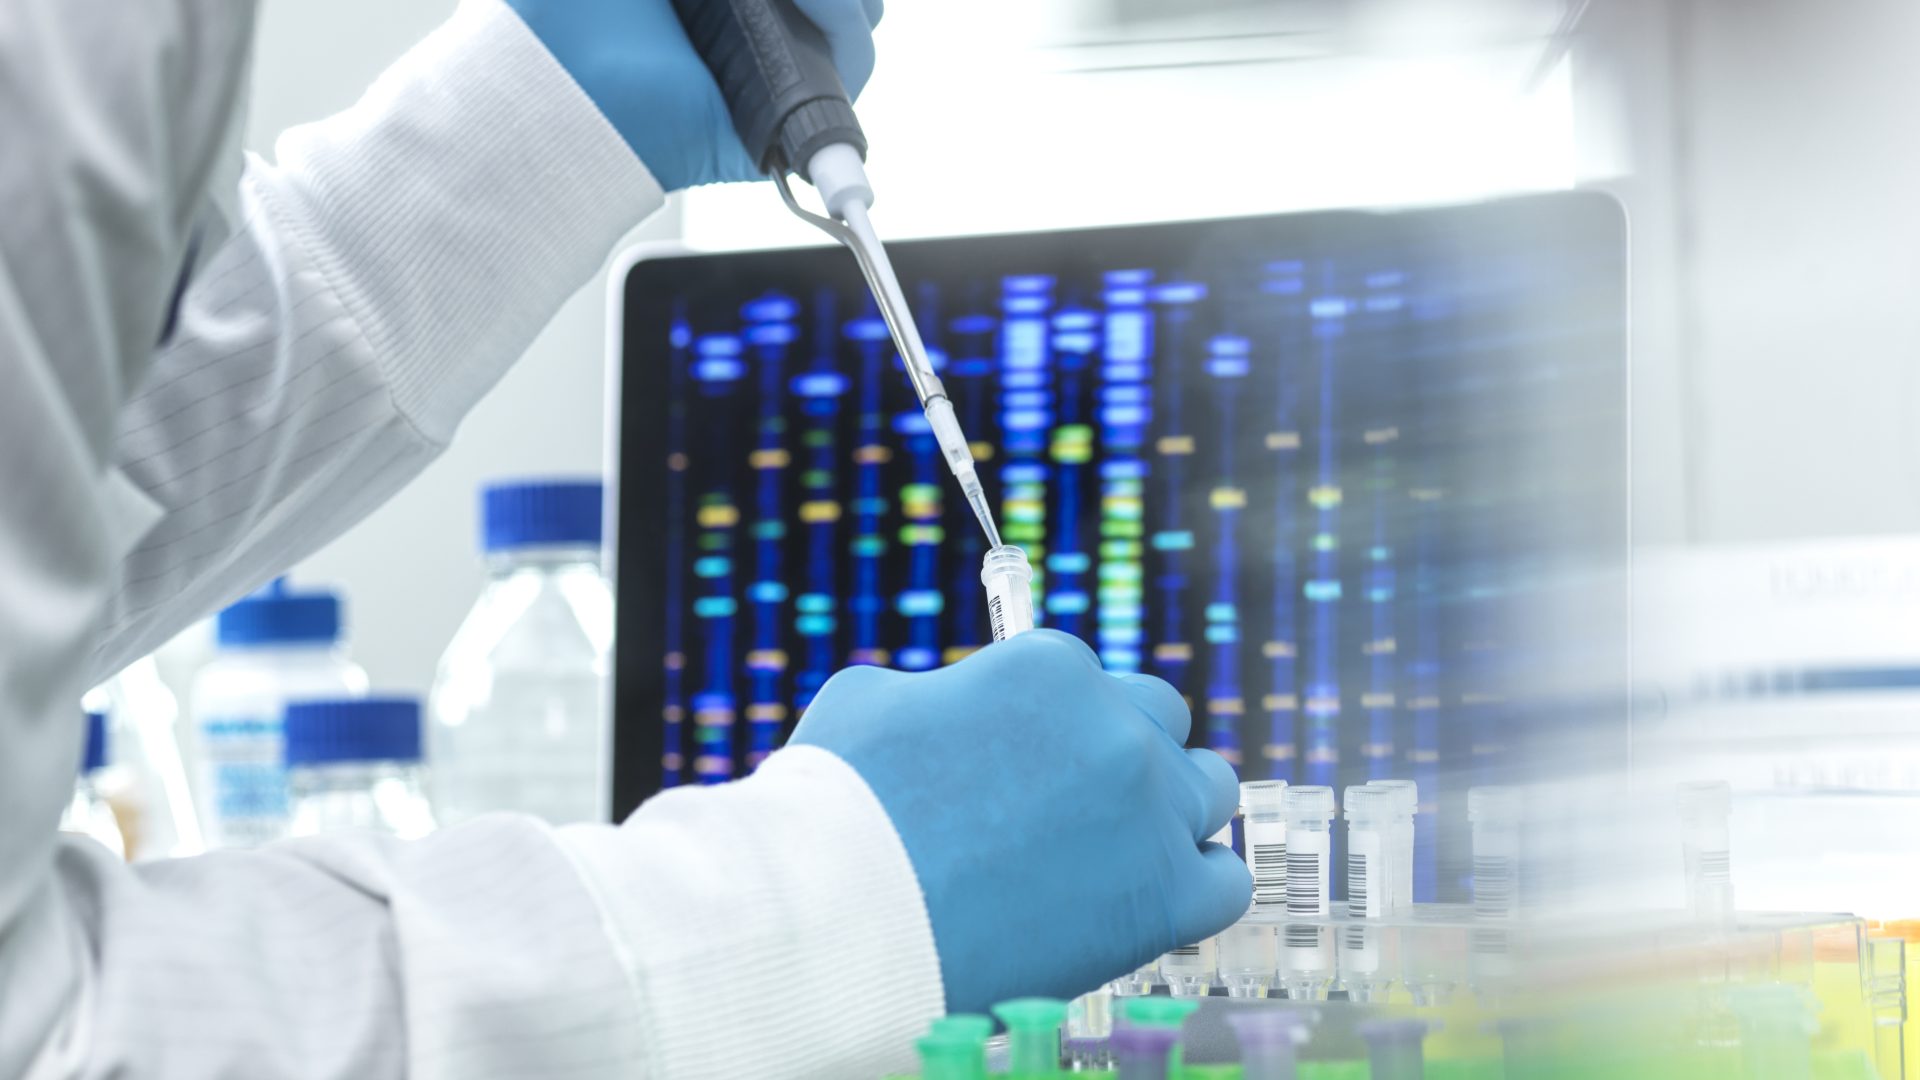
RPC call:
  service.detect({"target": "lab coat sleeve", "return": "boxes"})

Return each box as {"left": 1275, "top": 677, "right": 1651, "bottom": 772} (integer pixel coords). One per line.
{"left": 90, "top": 0, "right": 661, "bottom": 675}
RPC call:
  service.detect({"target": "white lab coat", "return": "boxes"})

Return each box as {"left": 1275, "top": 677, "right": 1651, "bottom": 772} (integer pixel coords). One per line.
{"left": 0, "top": 2, "right": 942, "bottom": 1077}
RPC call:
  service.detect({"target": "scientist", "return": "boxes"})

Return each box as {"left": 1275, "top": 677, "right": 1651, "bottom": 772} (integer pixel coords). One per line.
{"left": 0, "top": 1, "right": 1249, "bottom": 1076}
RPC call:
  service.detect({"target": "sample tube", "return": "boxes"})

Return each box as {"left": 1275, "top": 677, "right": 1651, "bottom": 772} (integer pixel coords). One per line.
{"left": 1161, "top": 822, "right": 1233, "bottom": 997}
{"left": 1065, "top": 983, "right": 1114, "bottom": 1067}
{"left": 916, "top": 1034, "right": 988, "bottom": 1080}
{"left": 981, "top": 545, "right": 1037, "bottom": 642}
{"left": 1678, "top": 780, "right": 1735, "bottom": 924}
{"left": 1111, "top": 1024, "right": 1181, "bottom": 1080}
{"left": 1110, "top": 960, "right": 1158, "bottom": 997}
{"left": 1468, "top": 787, "right": 1521, "bottom": 921}
{"left": 1368, "top": 779, "right": 1418, "bottom": 911}
{"left": 1121, "top": 997, "right": 1201, "bottom": 1078}
{"left": 1000, "top": 1000, "right": 1066, "bottom": 1076}
{"left": 1218, "top": 922, "right": 1278, "bottom": 998}
{"left": 1340, "top": 785, "right": 1393, "bottom": 1002}
{"left": 991, "top": 998, "right": 1067, "bottom": 1078}
{"left": 1281, "top": 785, "right": 1336, "bottom": 1001}
{"left": 1358, "top": 1018, "right": 1431, "bottom": 1080}
{"left": 1227, "top": 1008, "right": 1314, "bottom": 1080}
{"left": 1241, "top": 780, "right": 1289, "bottom": 910}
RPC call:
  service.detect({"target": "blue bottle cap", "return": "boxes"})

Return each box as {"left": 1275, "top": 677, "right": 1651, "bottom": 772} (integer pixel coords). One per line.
{"left": 283, "top": 697, "right": 421, "bottom": 766}
{"left": 81, "top": 710, "right": 108, "bottom": 774}
{"left": 481, "top": 478, "right": 604, "bottom": 553}
{"left": 216, "top": 577, "right": 342, "bottom": 646}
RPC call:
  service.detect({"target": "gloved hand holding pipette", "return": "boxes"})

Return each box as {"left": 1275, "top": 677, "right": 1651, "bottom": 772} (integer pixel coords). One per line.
{"left": 791, "top": 629, "right": 1252, "bottom": 1013}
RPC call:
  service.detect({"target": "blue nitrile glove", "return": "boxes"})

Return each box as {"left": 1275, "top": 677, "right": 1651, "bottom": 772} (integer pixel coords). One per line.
{"left": 503, "top": 0, "right": 883, "bottom": 191}
{"left": 790, "top": 629, "right": 1251, "bottom": 1014}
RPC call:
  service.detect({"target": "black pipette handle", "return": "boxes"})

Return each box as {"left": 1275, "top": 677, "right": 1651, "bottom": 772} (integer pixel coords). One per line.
{"left": 670, "top": 0, "right": 868, "bottom": 181}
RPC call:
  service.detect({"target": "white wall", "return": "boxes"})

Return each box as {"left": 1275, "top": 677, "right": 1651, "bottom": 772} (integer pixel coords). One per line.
{"left": 240, "top": 1, "right": 677, "bottom": 694}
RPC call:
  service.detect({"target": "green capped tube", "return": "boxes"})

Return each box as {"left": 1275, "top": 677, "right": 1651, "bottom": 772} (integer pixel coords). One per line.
{"left": 991, "top": 997, "right": 1068, "bottom": 1078}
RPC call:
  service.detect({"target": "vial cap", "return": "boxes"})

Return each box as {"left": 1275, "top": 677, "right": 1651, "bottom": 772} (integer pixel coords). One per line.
{"left": 1110, "top": 1024, "right": 1180, "bottom": 1061}
{"left": 978, "top": 544, "right": 1033, "bottom": 586}
{"left": 481, "top": 478, "right": 603, "bottom": 552}
{"left": 928, "top": 1014, "right": 994, "bottom": 1045}
{"left": 1369, "top": 778, "right": 1418, "bottom": 816}
{"left": 990, "top": 997, "right": 1067, "bottom": 1031}
{"left": 1239, "top": 779, "right": 1289, "bottom": 816}
{"left": 1122, "top": 995, "right": 1201, "bottom": 1029}
{"left": 1468, "top": 786, "right": 1521, "bottom": 824}
{"left": 1226, "top": 1007, "right": 1313, "bottom": 1050}
{"left": 1282, "top": 784, "right": 1335, "bottom": 817}
{"left": 81, "top": 709, "right": 108, "bottom": 774}
{"left": 216, "top": 577, "right": 342, "bottom": 646}
{"left": 1678, "top": 780, "right": 1731, "bottom": 823}
{"left": 1358, "top": 1017, "right": 1431, "bottom": 1046}
{"left": 284, "top": 697, "right": 421, "bottom": 766}
{"left": 1343, "top": 785, "right": 1390, "bottom": 820}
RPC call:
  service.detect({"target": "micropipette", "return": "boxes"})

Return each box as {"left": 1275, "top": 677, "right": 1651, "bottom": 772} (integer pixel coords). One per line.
{"left": 670, "top": 0, "right": 1003, "bottom": 553}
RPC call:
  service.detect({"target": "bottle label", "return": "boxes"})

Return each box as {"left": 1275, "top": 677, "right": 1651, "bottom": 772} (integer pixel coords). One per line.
{"left": 198, "top": 716, "right": 290, "bottom": 847}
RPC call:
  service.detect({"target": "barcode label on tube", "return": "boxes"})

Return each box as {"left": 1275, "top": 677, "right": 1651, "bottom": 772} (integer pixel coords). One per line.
{"left": 1698, "top": 849, "right": 1731, "bottom": 882}
{"left": 1473, "top": 855, "right": 1515, "bottom": 919}
{"left": 1348, "top": 829, "right": 1382, "bottom": 919}
{"left": 1169, "top": 944, "right": 1200, "bottom": 957}
{"left": 989, "top": 595, "right": 1008, "bottom": 641}
{"left": 1251, "top": 842, "right": 1287, "bottom": 906}
{"left": 1286, "top": 851, "right": 1322, "bottom": 916}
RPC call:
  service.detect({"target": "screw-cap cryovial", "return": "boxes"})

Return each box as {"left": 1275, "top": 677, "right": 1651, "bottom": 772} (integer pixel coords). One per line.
{"left": 1242, "top": 780, "right": 1289, "bottom": 908}
{"left": 980, "top": 545, "right": 1036, "bottom": 641}
{"left": 1368, "top": 779, "right": 1418, "bottom": 910}
{"left": 991, "top": 997, "right": 1066, "bottom": 1077}
{"left": 1111, "top": 1023, "right": 1181, "bottom": 1080}
{"left": 1227, "top": 1008, "right": 1313, "bottom": 1080}
{"left": 1283, "top": 784, "right": 1336, "bottom": 821}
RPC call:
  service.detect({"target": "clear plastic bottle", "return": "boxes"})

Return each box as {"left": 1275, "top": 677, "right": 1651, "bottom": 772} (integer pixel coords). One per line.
{"left": 285, "top": 697, "right": 436, "bottom": 839}
{"left": 428, "top": 478, "right": 612, "bottom": 826}
{"left": 189, "top": 579, "right": 367, "bottom": 848}
{"left": 61, "top": 709, "right": 125, "bottom": 857}
{"left": 86, "top": 657, "right": 203, "bottom": 859}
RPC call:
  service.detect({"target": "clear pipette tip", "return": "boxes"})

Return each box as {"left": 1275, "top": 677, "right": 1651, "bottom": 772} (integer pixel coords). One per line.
{"left": 963, "top": 478, "right": 1002, "bottom": 550}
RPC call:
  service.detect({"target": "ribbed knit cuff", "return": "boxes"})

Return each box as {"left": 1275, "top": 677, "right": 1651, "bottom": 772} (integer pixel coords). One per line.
{"left": 556, "top": 746, "right": 945, "bottom": 1079}
{"left": 255, "top": 0, "right": 662, "bottom": 443}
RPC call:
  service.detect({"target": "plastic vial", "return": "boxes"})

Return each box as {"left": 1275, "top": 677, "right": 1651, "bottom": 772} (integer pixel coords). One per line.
{"left": 1111, "top": 1024, "right": 1180, "bottom": 1080}
{"left": 1281, "top": 785, "right": 1336, "bottom": 1001}
{"left": 285, "top": 698, "right": 436, "bottom": 839}
{"left": 1219, "top": 921, "right": 1278, "bottom": 998}
{"left": 1226, "top": 1007, "right": 1313, "bottom": 1080}
{"left": 1368, "top": 779, "right": 1418, "bottom": 910}
{"left": 916, "top": 1035, "right": 987, "bottom": 1080}
{"left": 1358, "top": 1017, "right": 1430, "bottom": 1080}
{"left": 1110, "top": 959, "right": 1159, "bottom": 997}
{"left": 1469, "top": 787, "right": 1521, "bottom": 921}
{"left": 991, "top": 997, "right": 1067, "bottom": 1078}
{"left": 1678, "top": 780, "right": 1735, "bottom": 924}
{"left": 1241, "top": 780, "right": 1289, "bottom": 909}
{"left": 1340, "top": 785, "right": 1394, "bottom": 1002}
{"left": 429, "top": 479, "right": 612, "bottom": 826}
{"left": 61, "top": 710, "right": 125, "bottom": 857}
{"left": 1121, "top": 997, "right": 1200, "bottom": 1078}
{"left": 1065, "top": 984, "right": 1115, "bottom": 1069}
{"left": 981, "top": 545, "right": 1037, "bottom": 642}
{"left": 1161, "top": 822, "right": 1231, "bottom": 997}
{"left": 190, "top": 579, "right": 367, "bottom": 848}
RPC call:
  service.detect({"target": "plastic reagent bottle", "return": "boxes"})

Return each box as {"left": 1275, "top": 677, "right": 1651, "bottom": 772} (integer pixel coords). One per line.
{"left": 1241, "top": 780, "right": 1289, "bottom": 909}
{"left": 61, "top": 710, "right": 125, "bottom": 857}
{"left": 429, "top": 478, "right": 612, "bottom": 826}
{"left": 1368, "top": 778, "right": 1418, "bottom": 910}
{"left": 285, "top": 697, "right": 436, "bottom": 839}
{"left": 190, "top": 578, "right": 367, "bottom": 848}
